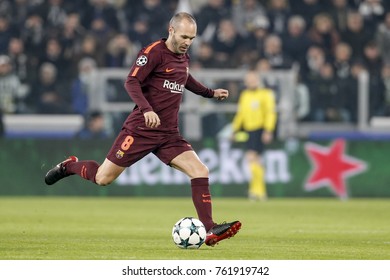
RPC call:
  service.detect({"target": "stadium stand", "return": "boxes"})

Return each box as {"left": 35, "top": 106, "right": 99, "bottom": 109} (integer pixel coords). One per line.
{"left": 0, "top": 0, "right": 389, "bottom": 139}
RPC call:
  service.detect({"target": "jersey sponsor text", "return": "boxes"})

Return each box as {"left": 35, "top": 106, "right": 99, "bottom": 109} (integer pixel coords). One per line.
{"left": 163, "top": 79, "right": 185, "bottom": 94}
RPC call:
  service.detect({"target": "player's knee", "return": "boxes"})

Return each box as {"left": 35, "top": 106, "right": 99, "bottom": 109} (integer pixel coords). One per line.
{"left": 192, "top": 163, "right": 209, "bottom": 178}
{"left": 95, "top": 174, "right": 114, "bottom": 186}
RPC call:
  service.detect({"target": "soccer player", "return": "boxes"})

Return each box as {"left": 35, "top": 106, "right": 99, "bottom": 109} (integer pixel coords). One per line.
{"left": 45, "top": 12, "right": 241, "bottom": 246}
{"left": 232, "top": 71, "right": 277, "bottom": 201}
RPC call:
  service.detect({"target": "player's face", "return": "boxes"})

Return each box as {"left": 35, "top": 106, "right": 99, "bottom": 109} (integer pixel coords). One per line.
{"left": 245, "top": 72, "right": 260, "bottom": 90}
{"left": 169, "top": 21, "right": 197, "bottom": 54}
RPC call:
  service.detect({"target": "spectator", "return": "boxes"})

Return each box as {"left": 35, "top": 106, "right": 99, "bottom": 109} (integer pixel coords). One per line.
{"left": 301, "top": 45, "right": 326, "bottom": 82}
{"left": 341, "top": 11, "right": 373, "bottom": 60}
{"left": 243, "top": 15, "right": 270, "bottom": 66}
{"left": 261, "top": 34, "right": 293, "bottom": 70}
{"left": 70, "top": 57, "right": 98, "bottom": 115}
{"left": 232, "top": 0, "right": 266, "bottom": 37}
{"left": 39, "top": 38, "right": 70, "bottom": 82}
{"left": 192, "top": 41, "right": 221, "bottom": 69}
{"left": 28, "top": 62, "right": 71, "bottom": 114}
{"left": 0, "top": 55, "right": 25, "bottom": 114}
{"left": 35, "top": 0, "right": 67, "bottom": 37}
{"left": 308, "top": 13, "right": 340, "bottom": 56}
{"left": 125, "top": 0, "right": 169, "bottom": 46}
{"left": 105, "top": 33, "right": 139, "bottom": 68}
{"left": 383, "top": 0, "right": 390, "bottom": 12}
{"left": 0, "top": 0, "right": 12, "bottom": 15}
{"left": 21, "top": 12, "right": 45, "bottom": 58}
{"left": 333, "top": 42, "right": 358, "bottom": 122}
{"left": 282, "top": 15, "right": 311, "bottom": 65}
{"left": 358, "top": 0, "right": 385, "bottom": 33}
{"left": 89, "top": 17, "right": 115, "bottom": 48}
{"left": 0, "top": 15, "right": 16, "bottom": 53}
{"left": 127, "top": 0, "right": 170, "bottom": 43}
{"left": 363, "top": 41, "right": 383, "bottom": 77}
{"left": 82, "top": 0, "right": 120, "bottom": 32}
{"left": 72, "top": 33, "right": 104, "bottom": 63}
{"left": 307, "top": 62, "right": 349, "bottom": 122}
{"left": 7, "top": 37, "right": 32, "bottom": 85}
{"left": 74, "top": 110, "right": 110, "bottom": 139}
{"left": 195, "top": 0, "right": 230, "bottom": 40}
{"left": 376, "top": 11, "right": 390, "bottom": 64}
{"left": 123, "top": 0, "right": 144, "bottom": 25}
{"left": 71, "top": 34, "right": 105, "bottom": 70}
{"left": 183, "top": 0, "right": 208, "bottom": 13}
{"left": 327, "top": 0, "right": 350, "bottom": 32}
{"left": 8, "top": 0, "right": 32, "bottom": 29}
{"left": 266, "top": 0, "right": 291, "bottom": 35}
{"left": 66, "top": 0, "right": 94, "bottom": 13}
{"left": 127, "top": 15, "right": 154, "bottom": 47}
{"left": 333, "top": 42, "right": 353, "bottom": 79}
{"left": 290, "top": 0, "right": 324, "bottom": 28}
{"left": 61, "top": 12, "right": 87, "bottom": 62}
{"left": 210, "top": 18, "right": 244, "bottom": 68}
{"left": 362, "top": 41, "right": 386, "bottom": 118}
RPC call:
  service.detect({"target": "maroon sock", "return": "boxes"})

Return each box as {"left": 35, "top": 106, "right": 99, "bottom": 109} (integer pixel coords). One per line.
{"left": 191, "top": 177, "right": 215, "bottom": 231}
{"left": 65, "top": 160, "right": 100, "bottom": 184}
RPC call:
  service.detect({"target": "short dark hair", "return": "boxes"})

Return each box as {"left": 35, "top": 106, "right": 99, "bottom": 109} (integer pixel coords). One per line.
{"left": 169, "top": 12, "right": 196, "bottom": 28}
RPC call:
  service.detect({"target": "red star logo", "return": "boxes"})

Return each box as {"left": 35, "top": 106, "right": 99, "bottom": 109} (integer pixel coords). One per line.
{"left": 304, "top": 139, "right": 367, "bottom": 198}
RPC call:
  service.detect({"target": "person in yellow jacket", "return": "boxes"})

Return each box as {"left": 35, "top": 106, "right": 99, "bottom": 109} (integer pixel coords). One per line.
{"left": 232, "top": 70, "right": 277, "bottom": 201}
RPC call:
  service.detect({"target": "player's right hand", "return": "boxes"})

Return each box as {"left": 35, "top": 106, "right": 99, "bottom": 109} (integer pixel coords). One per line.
{"left": 143, "top": 111, "right": 161, "bottom": 128}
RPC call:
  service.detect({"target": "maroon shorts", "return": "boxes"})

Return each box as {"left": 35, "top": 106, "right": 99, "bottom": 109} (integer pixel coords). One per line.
{"left": 106, "top": 128, "right": 194, "bottom": 167}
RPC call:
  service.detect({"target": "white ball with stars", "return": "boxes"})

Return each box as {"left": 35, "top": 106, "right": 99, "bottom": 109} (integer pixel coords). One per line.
{"left": 172, "top": 217, "right": 206, "bottom": 249}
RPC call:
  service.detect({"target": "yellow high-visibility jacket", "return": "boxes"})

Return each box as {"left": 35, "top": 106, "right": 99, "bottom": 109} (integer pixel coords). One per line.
{"left": 232, "top": 88, "right": 277, "bottom": 132}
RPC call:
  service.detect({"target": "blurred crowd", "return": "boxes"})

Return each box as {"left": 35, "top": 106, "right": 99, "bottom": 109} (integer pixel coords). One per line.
{"left": 0, "top": 0, "right": 390, "bottom": 124}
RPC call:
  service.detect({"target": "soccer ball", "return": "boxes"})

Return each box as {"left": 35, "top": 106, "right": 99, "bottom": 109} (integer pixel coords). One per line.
{"left": 172, "top": 217, "right": 207, "bottom": 249}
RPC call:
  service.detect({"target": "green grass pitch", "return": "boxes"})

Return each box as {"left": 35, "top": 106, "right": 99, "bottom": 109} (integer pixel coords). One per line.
{"left": 0, "top": 197, "right": 389, "bottom": 260}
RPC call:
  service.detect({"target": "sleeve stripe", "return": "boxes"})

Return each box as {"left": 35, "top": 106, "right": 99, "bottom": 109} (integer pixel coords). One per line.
{"left": 131, "top": 67, "right": 140, "bottom": 76}
{"left": 144, "top": 41, "right": 161, "bottom": 54}
{"left": 131, "top": 40, "right": 160, "bottom": 77}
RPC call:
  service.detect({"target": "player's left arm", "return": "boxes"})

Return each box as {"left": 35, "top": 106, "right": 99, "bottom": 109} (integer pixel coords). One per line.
{"left": 185, "top": 74, "right": 228, "bottom": 100}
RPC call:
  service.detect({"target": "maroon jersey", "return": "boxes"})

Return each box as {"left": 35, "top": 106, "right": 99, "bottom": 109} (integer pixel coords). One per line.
{"left": 123, "top": 39, "right": 214, "bottom": 133}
